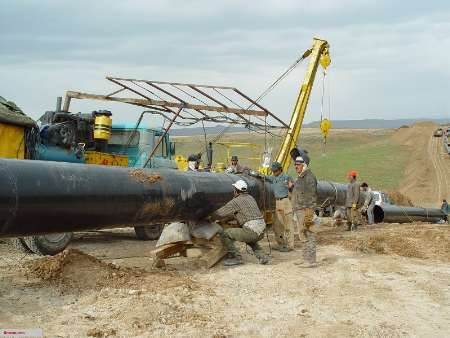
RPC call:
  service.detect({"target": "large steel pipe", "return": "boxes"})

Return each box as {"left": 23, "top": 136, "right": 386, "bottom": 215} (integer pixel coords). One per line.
{"left": 0, "top": 159, "right": 274, "bottom": 238}
{"left": 373, "top": 204, "right": 445, "bottom": 224}
{"left": 317, "top": 181, "right": 350, "bottom": 207}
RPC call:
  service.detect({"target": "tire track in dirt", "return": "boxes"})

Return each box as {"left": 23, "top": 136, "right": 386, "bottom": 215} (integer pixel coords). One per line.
{"left": 432, "top": 135, "right": 449, "bottom": 201}
{"left": 428, "top": 135, "right": 443, "bottom": 203}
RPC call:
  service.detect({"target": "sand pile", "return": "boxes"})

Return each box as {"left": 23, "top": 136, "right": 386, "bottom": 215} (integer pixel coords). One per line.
{"left": 26, "top": 249, "right": 144, "bottom": 289}
{"left": 387, "top": 190, "right": 414, "bottom": 206}
{"left": 320, "top": 223, "right": 450, "bottom": 261}
{"left": 343, "top": 234, "right": 423, "bottom": 258}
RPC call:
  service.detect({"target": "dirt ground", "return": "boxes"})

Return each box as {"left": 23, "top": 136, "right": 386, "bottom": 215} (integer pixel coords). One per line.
{"left": 1, "top": 223, "right": 449, "bottom": 338}
{"left": 1, "top": 123, "right": 449, "bottom": 337}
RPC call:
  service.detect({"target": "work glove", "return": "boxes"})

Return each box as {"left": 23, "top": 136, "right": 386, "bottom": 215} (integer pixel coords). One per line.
{"left": 351, "top": 203, "right": 357, "bottom": 210}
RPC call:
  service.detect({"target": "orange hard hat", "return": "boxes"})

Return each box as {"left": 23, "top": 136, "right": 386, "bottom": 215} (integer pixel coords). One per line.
{"left": 348, "top": 170, "right": 357, "bottom": 177}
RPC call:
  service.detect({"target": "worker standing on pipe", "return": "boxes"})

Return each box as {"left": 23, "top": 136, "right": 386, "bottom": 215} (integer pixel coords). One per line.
{"left": 212, "top": 179, "right": 269, "bottom": 266}
{"left": 441, "top": 199, "right": 449, "bottom": 222}
{"left": 187, "top": 154, "right": 201, "bottom": 171}
{"left": 345, "top": 170, "right": 361, "bottom": 231}
{"left": 289, "top": 156, "right": 318, "bottom": 268}
{"left": 225, "top": 155, "right": 244, "bottom": 174}
{"left": 265, "top": 161, "right": 295, "bottom": 252}
{"left": 360, "top": 182, "right": 375, "bottom": 225}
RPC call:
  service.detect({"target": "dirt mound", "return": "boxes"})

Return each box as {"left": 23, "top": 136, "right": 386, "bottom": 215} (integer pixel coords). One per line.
{"left": 387, "top": 190, "right": 414, "bottom": 206}
{"left": 320, "top": 223, "right": 450, "bottom": 261}
{"left": 343, "top": 234, "right": 423, "bottom": 258}
{"left": 390, "top": 121, "right": 446, "bottom": 207}
{"left": 26, "top": 249, "right": 144, "bottom": 289}
{"left": 391, "top": 121, "right": 436, "bottom": 146}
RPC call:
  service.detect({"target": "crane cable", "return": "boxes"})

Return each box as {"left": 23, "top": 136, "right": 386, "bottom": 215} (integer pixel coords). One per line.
{"left": 206, "top": 50, "right": 311, "bottom": 149}
{"left": 319, "top": 68, "right": 332, "bottom": 150}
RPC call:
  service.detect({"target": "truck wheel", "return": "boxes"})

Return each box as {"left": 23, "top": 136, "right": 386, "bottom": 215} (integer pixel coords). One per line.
{"left": 23, "top": 232, "right": 73, "bottom": 256}
{"left": 10, "top": 237, "right": 34, "bottom": 254}
{"left": 134, "top": 224, "right": 164, "bottom": 240}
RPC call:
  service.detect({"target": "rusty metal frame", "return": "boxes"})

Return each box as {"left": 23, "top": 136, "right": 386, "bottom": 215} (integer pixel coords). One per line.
{"left": 63, "top": 77, "right": 289, "bottom": 130}
{"left": 62, "top": 76, "right": 290, "bottom": 165}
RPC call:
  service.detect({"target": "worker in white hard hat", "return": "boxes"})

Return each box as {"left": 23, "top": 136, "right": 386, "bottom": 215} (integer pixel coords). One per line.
{"left": 212, "top": 179, "right": 269, "bottom": 266}
{"left": 288, "top": 156, "right": 318, "bottom": 268}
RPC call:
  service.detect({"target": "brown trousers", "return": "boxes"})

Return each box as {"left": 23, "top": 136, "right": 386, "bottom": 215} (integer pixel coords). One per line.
{"left": 273, "top": 198, "right": 294, "bottom": 249}
{"left": 295, "top": 208, "right": 316, "bottom": 264}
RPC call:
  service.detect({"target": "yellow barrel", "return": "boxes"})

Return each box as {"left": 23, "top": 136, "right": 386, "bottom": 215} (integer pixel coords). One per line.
{"left": 94, "top": 115, "right": 112, "bottom": 140}
{"left": 214, "top": 162, "right": 225, "bottom": 172}
{"left": 0, "top": 122, "right": 25, "bottom": 159}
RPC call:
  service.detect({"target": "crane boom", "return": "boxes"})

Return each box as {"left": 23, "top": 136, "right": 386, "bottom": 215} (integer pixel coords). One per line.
{"left": 276, "top": 38, "right": 330, "bottom": 173}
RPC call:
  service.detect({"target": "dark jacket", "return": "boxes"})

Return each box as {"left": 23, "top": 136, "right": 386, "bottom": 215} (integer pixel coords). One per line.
{"left": 291, "top": 169, "right": 318, "bottom": 210}
{"left": 345, "top": 180, "right": 361, "bottom": 207}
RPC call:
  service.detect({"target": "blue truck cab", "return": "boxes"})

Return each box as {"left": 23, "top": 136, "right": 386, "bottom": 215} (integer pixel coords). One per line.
{"left": 107, "top": 124, "right": 177, "bottom": 169}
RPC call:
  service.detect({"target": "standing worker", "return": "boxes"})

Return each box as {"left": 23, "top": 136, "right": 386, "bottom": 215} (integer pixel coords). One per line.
{"left": 225, "top": 155, "right": 244, "bottom": 174}
{"left": 345, "top": 170, "right": 361, "bottom": 231}
{"left": 360, "top": 182, "right": 375, "bottom": 225}
{"left": 212, "top": 179, "right": 269, "bottom": 266}
{"left": 289, "top": 156, "right": 318, "bottom": 268}
{"left": 441, "top": 199, "right": 449, "bottom": 222}
{"left": 187, "top": 154, "right": 201, "bottom": 171}
{"left": 265, "top": 161, "right": 295, "bottom": 252}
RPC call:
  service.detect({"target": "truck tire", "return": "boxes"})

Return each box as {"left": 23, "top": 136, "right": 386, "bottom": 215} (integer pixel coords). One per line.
{"left": 134, "top": 224, "right": 164, "bottom": 240}
{"left": 23, "top": 232, "right": 73, "bottom": 256}
{"left": 9, "top": 237, "right": 34, "bottom": 254}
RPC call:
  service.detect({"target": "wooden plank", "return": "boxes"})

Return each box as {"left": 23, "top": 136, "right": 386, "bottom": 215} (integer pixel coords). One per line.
{"left": 200, "top": 245, "right": 227, "bottom": 268}
{"left": 152, "top": 242, "right": 187, "bottom": 259}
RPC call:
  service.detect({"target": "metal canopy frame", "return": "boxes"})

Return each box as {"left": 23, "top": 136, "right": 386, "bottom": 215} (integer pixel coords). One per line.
{"left": 63, "top": 76, "right": 289, "bottom": 131}
{"left": 62, "top": 76, "right": 290, "bottom": 167}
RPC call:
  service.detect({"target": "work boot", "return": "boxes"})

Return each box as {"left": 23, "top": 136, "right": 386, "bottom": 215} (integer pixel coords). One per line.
{"left": 223, "top": 254, "right": 243, "bottom": 266}
{"left": 296, "top": 261, "right": 317, "bottom": 268}
{"left": 258, "top": 254, "right": 269, "bottom": 265}
{"left": 273, "top": 245, "right": 292, "bottom": 252}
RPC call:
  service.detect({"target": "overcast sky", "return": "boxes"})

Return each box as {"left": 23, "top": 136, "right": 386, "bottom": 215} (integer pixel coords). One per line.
{"left": 1, "top": 0, "right": 449, "bottom": 127}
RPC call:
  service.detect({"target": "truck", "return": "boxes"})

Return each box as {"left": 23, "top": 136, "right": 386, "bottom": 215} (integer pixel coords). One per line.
{"left": 3, "top": 99, "right": 177, "bottom": 255}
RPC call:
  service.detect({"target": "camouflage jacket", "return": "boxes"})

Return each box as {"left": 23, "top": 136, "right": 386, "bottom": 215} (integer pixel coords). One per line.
{"left": 291, "top": 169, "right": 318, "bottom": 210}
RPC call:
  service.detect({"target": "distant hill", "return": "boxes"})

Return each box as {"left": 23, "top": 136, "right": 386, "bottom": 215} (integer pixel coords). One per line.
{"left": 303, "top": 118, "right": 450, "bottom": 129}
{"left": 171, "top": 118, "right": 449, "bottom": 136}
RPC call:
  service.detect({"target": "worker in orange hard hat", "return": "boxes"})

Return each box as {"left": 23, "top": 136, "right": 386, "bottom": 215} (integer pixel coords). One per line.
{"left": 345, "top": 170, "right": 361, "bottom": 231}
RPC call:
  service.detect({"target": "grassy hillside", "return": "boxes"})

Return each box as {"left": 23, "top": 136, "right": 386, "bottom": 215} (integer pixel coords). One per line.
{"left": 173, "top": 128, "right": 410, "bottom": 191}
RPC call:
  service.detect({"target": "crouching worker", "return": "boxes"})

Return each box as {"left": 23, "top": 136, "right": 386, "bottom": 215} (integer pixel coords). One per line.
{"left": 212, "top": 179, "right": 269, "bottom": 266}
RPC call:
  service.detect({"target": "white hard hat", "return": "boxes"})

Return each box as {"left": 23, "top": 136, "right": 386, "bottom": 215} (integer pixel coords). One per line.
{"left": 232, "top": 179, "right": 248, "bottom": 192}
{"left": 295, "top": 156, "right": 305, "bottom": 163}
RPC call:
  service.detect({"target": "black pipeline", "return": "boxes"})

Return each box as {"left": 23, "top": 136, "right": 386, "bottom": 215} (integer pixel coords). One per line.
{"left": 0, "top": 159, "right": 274, "bottom": 238}
{"left": 373, "top": 204, "right": 445, "bottom": 224}
{"left": 315, "top": 181, "right": 445, "bottom": 223}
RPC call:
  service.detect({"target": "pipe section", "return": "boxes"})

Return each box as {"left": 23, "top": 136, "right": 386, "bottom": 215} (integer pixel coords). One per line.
{"left": 373, "top": 204, "right": 445, "bottom": 224}
{"left": 0, "top": 159, "right": 274, "bottom": 238}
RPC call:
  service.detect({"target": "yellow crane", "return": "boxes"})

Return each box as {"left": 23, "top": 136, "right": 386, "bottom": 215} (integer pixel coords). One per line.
{"left": 275, "top": 37, "right": 331, "bottom": 172}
